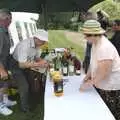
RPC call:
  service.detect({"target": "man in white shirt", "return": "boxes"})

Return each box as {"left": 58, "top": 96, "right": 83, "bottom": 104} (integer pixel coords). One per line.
{"left": 13, "top": 30, "right": 48, "bottom": 112}
{"left": 13, "top": 30, "right": 48, "bottom": 68}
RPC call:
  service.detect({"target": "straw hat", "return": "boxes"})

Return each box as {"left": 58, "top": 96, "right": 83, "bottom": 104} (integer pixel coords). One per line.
{"left": 82, "top": 20, "right": 105, "bottom": 34}
{"left": 33, "top": 29, "right": 48, "bottom": 42}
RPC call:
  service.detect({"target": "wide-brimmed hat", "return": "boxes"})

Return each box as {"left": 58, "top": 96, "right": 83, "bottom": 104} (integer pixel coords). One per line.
{"left": 82, "top": 20, "right": 105, "bottom": 34}
{"left": 33, "top": 29, "right": 48, "bottom": 42}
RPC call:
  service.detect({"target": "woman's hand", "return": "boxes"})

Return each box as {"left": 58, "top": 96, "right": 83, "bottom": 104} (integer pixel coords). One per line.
{"left": 79, "top": 79, "right": 93, "bottom": 92}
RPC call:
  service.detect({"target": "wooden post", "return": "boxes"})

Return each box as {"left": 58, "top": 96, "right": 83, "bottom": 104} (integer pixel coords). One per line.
{"left": 42, "top": 2, "right": 48, "bottom": 30}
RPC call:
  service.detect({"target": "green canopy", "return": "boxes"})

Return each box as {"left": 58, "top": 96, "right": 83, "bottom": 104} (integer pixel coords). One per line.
{"left": 0, "top": 0, "right": 104, "bottom": 29}
{"left": 0, "top": 0, "right": 104, "bottom": 13}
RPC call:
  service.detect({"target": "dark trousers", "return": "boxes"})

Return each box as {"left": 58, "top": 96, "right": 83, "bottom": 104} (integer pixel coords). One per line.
{"left": 96, "top": 88, "right": 120, "bottom": 120}
{"left": 6, "top": 56, "right": 46, "bottom": 111}
{"left": 83, "top": 56, "right": 90, "bottom": 74}
{"left": 23, "top": 69, "right": 46, "bottom": 110}
{"left": 7, "top": 55, "right": 29, "bottom": 110}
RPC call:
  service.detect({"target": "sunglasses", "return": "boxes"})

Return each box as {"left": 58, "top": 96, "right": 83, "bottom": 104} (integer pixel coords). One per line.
{"left": 84, "top": 34, "right": 102, "bottom": 37}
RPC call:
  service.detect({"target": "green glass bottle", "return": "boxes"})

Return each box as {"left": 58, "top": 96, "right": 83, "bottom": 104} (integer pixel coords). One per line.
{"left": 61, "top": 55, "right": 68, "bottom": 76}
{"left": 74, "top": 57, "right": 81, "bottom": 75}
{"left": 54, "top": 52, "right": 61, "bottom": 71}
{"left": 68, "top": 59, "right": 74, "bottom": 76}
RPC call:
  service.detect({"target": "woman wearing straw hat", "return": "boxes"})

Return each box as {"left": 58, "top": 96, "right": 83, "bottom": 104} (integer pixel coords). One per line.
{"left": 80, "top": 20, "right": 120, "bottom": 120}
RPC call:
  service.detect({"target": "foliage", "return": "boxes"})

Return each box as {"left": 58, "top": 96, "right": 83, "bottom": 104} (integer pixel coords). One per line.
{"left": 36, "top": 14, "right": 45, "bottom": 29}
{"left": 37, "top": 0, "right": 120, "bottom": 30}
{"left": 37, "top": 12, "right": 73, "bottom": 30}
{"left": 89, "top": 0, "right": 120, "bottom": 20}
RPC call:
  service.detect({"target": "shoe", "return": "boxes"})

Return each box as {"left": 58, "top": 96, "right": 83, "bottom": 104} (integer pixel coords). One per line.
{"left": 3, "top": 94, "right": 17, "bottom": 107}
{"left": 3, "top": 100, "right": 17, "bottom": 107}
{"left": 0, "top": 103, "right": 13, "bottom": 116}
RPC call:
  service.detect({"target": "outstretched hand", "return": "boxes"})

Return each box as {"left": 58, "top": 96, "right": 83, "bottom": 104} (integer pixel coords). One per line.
{"left": 79, "top": 79, "right": 93, "bottom": 92}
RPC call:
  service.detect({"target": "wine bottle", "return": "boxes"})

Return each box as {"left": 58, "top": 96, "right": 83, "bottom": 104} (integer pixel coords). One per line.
{"left": 49, "top": 62, "right": 54, "bottom": 72}
{"left": 61, "top": 55, "right": 68, "bottom": 76}
{"left": 74, "top": 57, "right": 81, "bottom": 75}
{"left": 54, "top": 52, "right": 61, "bottom": 71}
{"left": 68, "top": 59, "right": 74, "bottom": 76}
{"left": 40, "top": 48, "right": 49, "bottom": 59}
{"left": 65, "top": 48, "right": 72, "bottom": 60}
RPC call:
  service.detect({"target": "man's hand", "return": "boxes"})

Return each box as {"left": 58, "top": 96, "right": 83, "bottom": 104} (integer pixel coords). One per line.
{"left": 33, "top": 60, "right": 48, "bottom": 68}
{"left": 0, "top": 68, "right": 8, "bottom": 80}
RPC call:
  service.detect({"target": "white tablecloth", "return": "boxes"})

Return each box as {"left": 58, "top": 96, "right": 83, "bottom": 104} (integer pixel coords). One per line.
{"left": 44, "top": 75, "right": 116, "bottom": 120}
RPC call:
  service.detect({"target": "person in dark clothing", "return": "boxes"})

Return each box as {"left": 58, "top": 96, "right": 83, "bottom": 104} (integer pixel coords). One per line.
{"left": 111, "top": 19, "right": 120, "bottom": 56}
{"left": 82, "top": 12, "right": 97, "bottom": 73}
{"left": 97, "top": 10, "right": 109, "bottom": 30}
{"left": 83, "top": 42, "right": 92, "bottom": 73}
{"left": 0, "top": 8, "right": 29, "bottom": 113}
{"left": 0, "top": 8, "right": 17, "bottom": 115}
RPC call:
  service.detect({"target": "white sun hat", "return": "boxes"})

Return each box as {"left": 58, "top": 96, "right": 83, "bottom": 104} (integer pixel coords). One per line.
{"left": 33, "top": 29, "right": 48, "bottom": 42}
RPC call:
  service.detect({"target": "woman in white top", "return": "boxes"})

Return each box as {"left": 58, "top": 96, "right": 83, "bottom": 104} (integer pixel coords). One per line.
{"left": 80, "top": 20, "right": 120, "bottom": 120}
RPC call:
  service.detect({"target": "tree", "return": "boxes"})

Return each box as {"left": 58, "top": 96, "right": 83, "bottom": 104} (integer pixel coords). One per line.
{"left": 89, "top": 0, "right": 120, "bottom": 20}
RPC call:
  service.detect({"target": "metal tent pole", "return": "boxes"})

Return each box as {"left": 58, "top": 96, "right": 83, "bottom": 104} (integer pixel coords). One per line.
{"left": 42, "top": 2, "right": 48, "bottom": 30}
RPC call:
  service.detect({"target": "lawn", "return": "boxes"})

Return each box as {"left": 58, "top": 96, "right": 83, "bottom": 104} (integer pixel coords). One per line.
{"left": 1, "top": 30, "right": 85, "bottom": 120}
{"left": 0, "top": 94, "right": 44, "bottom": 120}
{"left": 48, "top": 30, "right": 85, "bottom": 60}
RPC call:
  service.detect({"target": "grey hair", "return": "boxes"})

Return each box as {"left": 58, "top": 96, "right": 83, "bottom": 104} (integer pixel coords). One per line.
{"left": 0, "top": 8, "right": 11, "bottom": 20}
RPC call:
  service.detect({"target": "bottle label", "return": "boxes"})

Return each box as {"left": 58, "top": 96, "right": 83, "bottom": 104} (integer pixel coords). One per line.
{"left": 63, "top": 67, "right": 68, "bottom": 74}
{"left": 76, "top": 70, "right": 81, "bottom": 74}
{"left": 50, "top": 68, "right": 54, "bottom": 72}
{"left": 57, "top": 86, "right": 62, "bottom": 91}
{"left": 69, "top": 65, "right": 74, "bottom": 72}
{"left": 59, "top": 68, "right": 62, "bottom": 72}
{"left": 54, "top": 81, "right": 63, "bottom": 93}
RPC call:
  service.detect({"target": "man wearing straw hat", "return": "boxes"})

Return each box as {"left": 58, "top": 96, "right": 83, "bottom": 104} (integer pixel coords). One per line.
{"left": 80, "top": 20, "right": 120, "bottom": 120}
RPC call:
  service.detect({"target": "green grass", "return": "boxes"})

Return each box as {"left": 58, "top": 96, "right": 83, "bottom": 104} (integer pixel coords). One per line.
{"left": 48, "top": 30, "right": 85, "bottom": 60}
{"left": 0, "top": 106, "right": 41, "bottom": 120}
{"left": 0, "top": 95, "right": 43, "bottom": 120}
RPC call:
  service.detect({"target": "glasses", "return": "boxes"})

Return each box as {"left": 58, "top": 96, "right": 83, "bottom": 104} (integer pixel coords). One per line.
{"left": 84, "top": 34, "right": 102, "bottom": 37}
